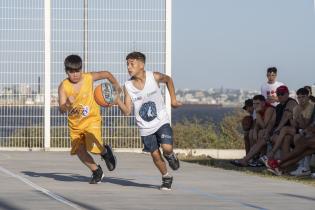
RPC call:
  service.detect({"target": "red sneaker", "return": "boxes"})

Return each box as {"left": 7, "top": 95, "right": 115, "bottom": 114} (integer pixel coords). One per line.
{"left": 266, "top": 159, "right": 281, "bottom": 176}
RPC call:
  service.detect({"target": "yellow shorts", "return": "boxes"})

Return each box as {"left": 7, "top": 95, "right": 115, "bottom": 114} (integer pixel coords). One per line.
{"left": 69, "top": 121, "right": 103, "bottom": 155}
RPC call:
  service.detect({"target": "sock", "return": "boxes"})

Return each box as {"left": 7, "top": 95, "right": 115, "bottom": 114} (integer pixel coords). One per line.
{"left": 162, "top": 172, "right": 171, "bottom": 178}
{"left": 164, "top": 152, "right": 174, "bottom": 158}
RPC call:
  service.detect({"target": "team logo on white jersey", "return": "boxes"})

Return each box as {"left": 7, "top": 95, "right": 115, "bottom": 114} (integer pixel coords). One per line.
{"left": 139, "top": 101, "right": 157, "bottom": 122}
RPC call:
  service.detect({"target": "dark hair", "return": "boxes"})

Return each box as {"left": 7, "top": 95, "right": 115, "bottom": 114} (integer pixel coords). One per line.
{"left": 304, "top": 86, "right": 312, "bottom": 95}
{"left": 253, "top": 95, "right": 266, "bottom": 102}
{"left": 64, "top": 55, "right": 82, "bottom": 71}
{"left": 126, "top": 51, "right": 146, "bottom": 63}
{"left": 296, "top": 87, "right": 309, "bottom": 96}
{"left": 267, "top": 67, "right": 277, "bottom": 74}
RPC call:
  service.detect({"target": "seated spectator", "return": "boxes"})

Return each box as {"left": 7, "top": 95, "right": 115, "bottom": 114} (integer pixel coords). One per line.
{"left": 266, "top": 132, "right": 315, "bottom": 176}
{"left": 265, "top": 85, "right": 297, "bottom": 160}
{"left": 231, "top": 95, "right": 276, "bottom": 167}
{"left": 304, "top": 85, "right": 315, "bottom": 103}
{"left": 268, "top": 88, "right": 309, "bottom": 161}
{"left": 242, "top": 99, "right": 255, "bottom": 155}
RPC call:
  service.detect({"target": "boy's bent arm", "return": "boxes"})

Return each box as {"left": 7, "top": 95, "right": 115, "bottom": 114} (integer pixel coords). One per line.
{"left": 153, "top": 72, "right": 182, "bottom": 108}
{"left": 58, "top": 83, "right": 71, "bottom": 113}
{"left": 116, "top": 86, "right": 132, "bottom": 116}
{"left": 91, "top": 71, "right": 121, "bottom": 92}
{"left": 274, "top": 100, "right": 297, "bottom": 132}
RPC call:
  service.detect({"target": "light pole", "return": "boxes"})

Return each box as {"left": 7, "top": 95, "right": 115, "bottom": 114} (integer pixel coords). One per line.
{"left": 83, "top": 0, "right": 88, "bottom": 72}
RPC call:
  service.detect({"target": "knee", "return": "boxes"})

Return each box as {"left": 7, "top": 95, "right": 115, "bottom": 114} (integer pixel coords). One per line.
{"left": 151, "top": 150, "right": 164, "bottom": 161}
{"left": 161, "top": 144, "right": 173, "bottom": 155}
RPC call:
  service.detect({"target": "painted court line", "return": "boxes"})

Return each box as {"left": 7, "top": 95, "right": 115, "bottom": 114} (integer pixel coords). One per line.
{"left": 131, "top": 173, "right": 269, "bottom": 210}
{"left": 0, "top": 165, "right": 82, "bottom": 210}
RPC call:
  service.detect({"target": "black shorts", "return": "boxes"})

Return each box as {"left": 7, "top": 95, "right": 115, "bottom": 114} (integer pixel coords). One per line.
{"left": 141, "top": 124, "right": 173, "bottom": 153}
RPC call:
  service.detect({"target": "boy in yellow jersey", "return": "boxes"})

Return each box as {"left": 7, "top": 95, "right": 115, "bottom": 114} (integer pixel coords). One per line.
{"left": 58, "top": 55, "right": 120, "bottom": 184}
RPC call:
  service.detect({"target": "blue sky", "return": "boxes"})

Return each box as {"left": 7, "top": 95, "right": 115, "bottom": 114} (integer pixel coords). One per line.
{"left": 172, "top": 0, "right": 315, "bottom": 90}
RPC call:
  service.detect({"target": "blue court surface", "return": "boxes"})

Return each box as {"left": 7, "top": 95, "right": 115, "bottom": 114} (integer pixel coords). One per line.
{"left": 0, "top": 151, "right": 314, "bottom": 210}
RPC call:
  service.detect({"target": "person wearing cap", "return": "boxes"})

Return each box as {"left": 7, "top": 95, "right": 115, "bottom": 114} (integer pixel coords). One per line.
{"left": 242, "top": 99, "right": 255, "bottom": 155}
{"left": 261, "top": 67, "right": 284, "bottom": 107}
{"left": 266, "top": 85, "right": 297, "bottom": 159}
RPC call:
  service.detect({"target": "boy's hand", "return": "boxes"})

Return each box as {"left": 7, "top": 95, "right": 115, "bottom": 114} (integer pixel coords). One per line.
{"left": 171, "top": 100, "right": 182, "bottom": 108}
{"left": 65, "top": 96, "right": 75, "bottom": 111}
{"left": 113, "top": 84, "right": 122, "bottom": 94}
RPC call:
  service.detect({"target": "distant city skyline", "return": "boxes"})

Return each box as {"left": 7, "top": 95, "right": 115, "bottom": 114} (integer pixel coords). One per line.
{"left": 172, "top": 0, "right": 315, "bottom": 91}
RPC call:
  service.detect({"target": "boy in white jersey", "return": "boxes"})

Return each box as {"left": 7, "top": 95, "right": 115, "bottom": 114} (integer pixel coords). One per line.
{"left": 116, "top": 52, "right": 182, "bottom": 190}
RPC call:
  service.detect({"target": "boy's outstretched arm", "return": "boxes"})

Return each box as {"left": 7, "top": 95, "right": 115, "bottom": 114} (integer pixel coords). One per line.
{"left": 91, "top": 71, "right": 122, "bottom": 93}
{"left": 116, "top": 86, "right": 132, "bottom": 116}
{"left": 153, "top": 72, "right": 182, "bottom": 108}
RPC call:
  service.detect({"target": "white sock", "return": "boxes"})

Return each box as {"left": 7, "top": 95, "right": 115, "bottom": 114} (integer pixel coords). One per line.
{"left": 162, "top": 172, "right": 172, "bottom": 178}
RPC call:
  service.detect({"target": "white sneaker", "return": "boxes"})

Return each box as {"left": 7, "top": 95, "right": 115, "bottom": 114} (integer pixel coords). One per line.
{"left": 259, "top": 155, "right": 268, "bottom": 167}
{"left": 290, "top": 167, "right": 311, "bottom": 177}
{"left": 311, "top": 173, "right": 315, "bottom": 178}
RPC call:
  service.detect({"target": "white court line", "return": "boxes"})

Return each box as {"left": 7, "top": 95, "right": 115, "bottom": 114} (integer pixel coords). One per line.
{"left": 0, "top": 166, "right": 82, "bottom": 210}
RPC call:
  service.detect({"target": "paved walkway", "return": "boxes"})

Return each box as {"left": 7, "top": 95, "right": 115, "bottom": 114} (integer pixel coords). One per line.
{"left": 0, "top": 151, "right": 314, "bottom": 210}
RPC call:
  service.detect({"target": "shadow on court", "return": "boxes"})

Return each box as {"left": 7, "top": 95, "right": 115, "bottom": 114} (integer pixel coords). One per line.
{"left": 104, "top": 176, "right": 159, "bottom": 189}
{"left": 21, "top": 171, "right": 90, "bottom": 182}
{"left": 21, "top": 171, "right": 159, "bottom": 189}
{"left": 278, "top": 193, "right": 315, "bottom": 202}
{"left": 0, "top": 198, "right": 23, "bottom": 210}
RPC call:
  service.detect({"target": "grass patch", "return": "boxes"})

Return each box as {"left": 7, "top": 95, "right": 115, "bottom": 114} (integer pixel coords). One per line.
{"left": 180, "top": 156, "right": 315, "bottom": 187}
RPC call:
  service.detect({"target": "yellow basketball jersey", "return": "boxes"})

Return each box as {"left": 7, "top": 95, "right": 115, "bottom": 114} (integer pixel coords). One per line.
{"left": 61, "top": 73, "right": 101, "bottom": 130}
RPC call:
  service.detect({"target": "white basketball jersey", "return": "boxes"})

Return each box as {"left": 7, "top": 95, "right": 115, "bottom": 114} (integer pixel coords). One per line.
{"left": 124, "top": 71, "right": 170, "bottom": 136}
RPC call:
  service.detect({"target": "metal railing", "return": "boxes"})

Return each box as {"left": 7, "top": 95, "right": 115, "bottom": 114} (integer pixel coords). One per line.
{"left": 0, "top": 0, "right": 171, "bottom": 150}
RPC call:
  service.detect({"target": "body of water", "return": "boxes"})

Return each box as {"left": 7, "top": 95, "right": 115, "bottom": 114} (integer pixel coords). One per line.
{"left": 172, "top": 104, "right": 236, "bottom": 124}
{"left": 0, "top": 105, "right": 238, "bottom": 137}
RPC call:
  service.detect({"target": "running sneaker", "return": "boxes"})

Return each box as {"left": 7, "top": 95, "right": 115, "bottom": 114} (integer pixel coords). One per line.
{"left": 90, "top": 165, "right": 104, "bottom": 184}
{"left": 164, "top": 153, "right": 180, "bottom": 170}
{"left": 101, "top": 144, "right": 117, "bottom": 171}
{"left": 160, "top": 175, "right": 173, "bottom": 191}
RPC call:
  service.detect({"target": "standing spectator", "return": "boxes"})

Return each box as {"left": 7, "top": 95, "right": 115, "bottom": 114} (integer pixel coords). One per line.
{"left": 261, "top": 67, "right": 284, "bottom": 107}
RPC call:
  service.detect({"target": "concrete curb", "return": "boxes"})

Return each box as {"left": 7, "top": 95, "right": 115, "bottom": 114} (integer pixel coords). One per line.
{"left": 0, "top": 147, "right": 245, "bottom": 159}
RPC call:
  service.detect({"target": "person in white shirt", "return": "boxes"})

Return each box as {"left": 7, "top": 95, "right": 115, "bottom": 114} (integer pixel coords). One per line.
{"left": 116, "top": 52, "right": 182, "bottom": 190}
{"left": 261, "top": 67, "right": 284, "bottom": 107}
